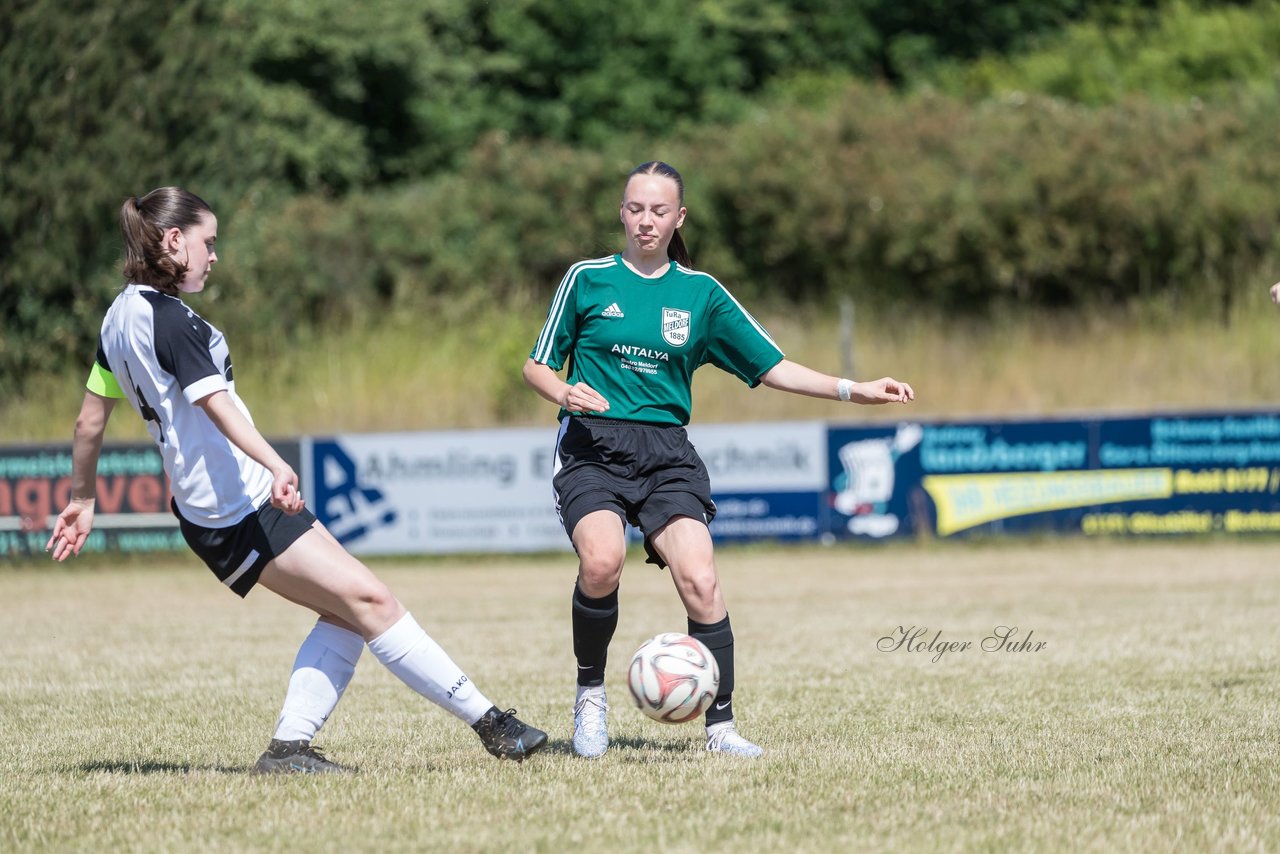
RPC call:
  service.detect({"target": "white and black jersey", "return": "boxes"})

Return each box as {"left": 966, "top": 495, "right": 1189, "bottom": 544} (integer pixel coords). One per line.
{"left": 87, "top": 284, "right": 273, "bottom": 528}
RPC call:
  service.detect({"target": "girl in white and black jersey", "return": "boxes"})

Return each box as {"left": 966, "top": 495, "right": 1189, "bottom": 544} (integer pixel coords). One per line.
{"left": 47, "top": 187, "right": 546, "bottom": 772}
{"left": 524, "top": 161, "right": 916, "bottom": 759}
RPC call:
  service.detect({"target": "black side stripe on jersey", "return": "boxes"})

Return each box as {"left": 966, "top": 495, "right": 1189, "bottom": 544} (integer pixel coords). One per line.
{"left": 95, "top": 338, "right": 113, "bottom": 373}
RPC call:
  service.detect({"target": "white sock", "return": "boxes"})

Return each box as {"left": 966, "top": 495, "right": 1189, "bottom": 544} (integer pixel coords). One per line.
{"left": 367, "top": 612, "right": 493, "bottom": 725}
{"left": 576, "top": 684, "right": 606, "bottom": 702}
{"left": 273, "top": 619, "right": 365, "bottom": 742}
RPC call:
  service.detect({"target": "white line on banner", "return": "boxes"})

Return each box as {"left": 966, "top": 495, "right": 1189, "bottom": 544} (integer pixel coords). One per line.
{"left": 0, "top": 513, "right": 177, "bottom": 531}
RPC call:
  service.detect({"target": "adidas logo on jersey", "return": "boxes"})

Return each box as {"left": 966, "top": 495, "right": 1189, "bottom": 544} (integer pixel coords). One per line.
{"left": 602, "top": 303, "right": 625, "bottom": 318}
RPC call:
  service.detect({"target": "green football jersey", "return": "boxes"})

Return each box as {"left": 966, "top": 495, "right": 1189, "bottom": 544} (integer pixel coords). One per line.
{"left": 530, "top": 254, "right": 785, "bottom": 425}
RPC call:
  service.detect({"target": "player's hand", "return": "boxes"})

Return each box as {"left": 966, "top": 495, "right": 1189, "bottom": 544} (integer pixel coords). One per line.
{"left": 855, "top": 377, "right": 916, "bottom": 405}
{"left": 1271, "top": 282, "right": 1280, "bottom": 305}
{"left": 563, "top": 382, "right": 610, "bottom": 415}
{"left": 46, "top": 499, "right": 96, "bottom": 561}
{"left": 270, "top": 466, "right": 305, "bottom": 515}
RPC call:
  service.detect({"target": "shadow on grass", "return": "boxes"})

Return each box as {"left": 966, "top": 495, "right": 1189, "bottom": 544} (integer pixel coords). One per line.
{"left": 539, "top": 735, "right": 698, "bottom": 758}
{"left": 540, "top": 738, "right": 577, "bottom": 756}
{"left": 76, "top": 759, "right": 247, "bottom": 775}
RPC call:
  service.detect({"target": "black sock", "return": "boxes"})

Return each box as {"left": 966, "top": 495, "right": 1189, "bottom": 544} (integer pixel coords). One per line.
{"left": 688, "top": 614, "right": 735, "bottom": 726}
{"left": 572, "top": 583, "right": 619, "bottom": 687}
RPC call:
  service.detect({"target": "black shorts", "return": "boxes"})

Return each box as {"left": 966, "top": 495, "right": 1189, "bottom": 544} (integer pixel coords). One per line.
{"left": 172, "top": 499, "right": 317, "bottom": 598}
{"left": 553, "top": 416, "right": 717, "bottom": 568}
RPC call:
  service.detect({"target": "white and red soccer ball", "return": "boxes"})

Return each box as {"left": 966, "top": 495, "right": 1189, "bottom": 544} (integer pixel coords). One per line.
{"left": 627, "top": 632, "right": 720, "bottom": 724}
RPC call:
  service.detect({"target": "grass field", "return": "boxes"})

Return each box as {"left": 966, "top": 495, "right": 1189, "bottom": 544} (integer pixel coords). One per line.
{"left": 2, "top": 540, "right": 1278, "bottom": 852}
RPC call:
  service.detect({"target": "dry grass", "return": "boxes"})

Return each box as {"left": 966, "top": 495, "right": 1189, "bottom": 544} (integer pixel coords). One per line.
{"left": 2, "top": 540, "right": 1278, "bottom": 852}
{"left": 8, "top": 289, "right": 1280, "bottom": 444}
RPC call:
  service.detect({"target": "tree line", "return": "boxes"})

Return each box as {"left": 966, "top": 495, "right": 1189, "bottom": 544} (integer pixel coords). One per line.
{"left": 2, "top": 0, "right": 1276, "bottom": 393}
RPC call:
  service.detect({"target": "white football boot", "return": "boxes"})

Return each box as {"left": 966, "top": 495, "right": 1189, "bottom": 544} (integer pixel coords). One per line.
{"left": 705, "top": 720, "right": 764, "bottom": 757}
{"left": 572, "top": 685, "right": 609, "bottom": 758}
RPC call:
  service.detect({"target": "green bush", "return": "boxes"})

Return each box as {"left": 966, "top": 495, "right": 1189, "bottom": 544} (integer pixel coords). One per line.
{"left": 697, "top": 83, "right": 1280, "bottom": 313}
{"left": 206, "top": 82, "right": 1280, "bottom": 352}
{"left": 931, "top": 1, "right": 1280, "bottom": 103}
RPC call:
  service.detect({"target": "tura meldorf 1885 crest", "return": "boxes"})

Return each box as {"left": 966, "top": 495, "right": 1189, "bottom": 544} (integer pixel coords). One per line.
{"left": 661, "top": 308, "right": 690, "bottom": 347}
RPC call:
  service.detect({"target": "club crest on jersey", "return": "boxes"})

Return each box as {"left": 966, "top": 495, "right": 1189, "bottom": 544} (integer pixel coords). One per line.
{"left": 661, "top": 307, "right": 691, "bottom": 347}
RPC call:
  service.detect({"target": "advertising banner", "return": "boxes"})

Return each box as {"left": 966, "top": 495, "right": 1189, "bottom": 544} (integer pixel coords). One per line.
{"left": 827, "top": 412, "right": 1280, "bottom": 539}
{"left": 688, "top": 421, "right": 827, "bottom": 542}
{"left": 0, "top": 441, "right": 302, "bottom": 558}
{"left": 0, "top": 443, "right": 179, "bottom": 557}
{"left": 11, "top": 410, "right": 1277, "bottom": 557}
{"left": 307, "top": 421, "right": 831, "bottom": 556}
{"left": 1083, "top": 413, "right": 1280, "bottom": 536}
{"left": 306, "top": 428, "right": 571, "bottom": 555}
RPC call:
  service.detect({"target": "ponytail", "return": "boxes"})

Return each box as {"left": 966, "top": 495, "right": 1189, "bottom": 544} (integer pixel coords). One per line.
{"left": 120, "top": 187, "right": 212, "bottom": 293}
{"left": 627, "top": 160, "right": 693, "bottom": 268}
{"left": 668, "top": 228, "right": 692, "bottom": 268}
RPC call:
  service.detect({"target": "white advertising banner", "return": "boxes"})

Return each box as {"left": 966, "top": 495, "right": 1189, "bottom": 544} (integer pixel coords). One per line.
{"left": 686, "top": 421, "right": 828, "bottom": 490}
{"left": 306, "top": 420, "right": 829, "bottom": 556}
{"left": 307, "top": 428, "right": 569, "bottom": 555}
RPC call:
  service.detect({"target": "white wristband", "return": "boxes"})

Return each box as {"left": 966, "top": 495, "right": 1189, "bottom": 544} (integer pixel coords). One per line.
{"left": 836, "top": 378, "right": 855, "bottom": 402}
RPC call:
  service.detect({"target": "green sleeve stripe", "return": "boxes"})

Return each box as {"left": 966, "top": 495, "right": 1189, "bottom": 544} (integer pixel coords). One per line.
{"left": 86, "top": 362, "right": 125, "bottom": 398}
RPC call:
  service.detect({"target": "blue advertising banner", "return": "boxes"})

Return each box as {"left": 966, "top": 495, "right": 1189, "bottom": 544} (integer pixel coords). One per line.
{"left": 827, "top": 422, "right": 929, "bottom": 539}
{"left": 689, "top": 421, "right": 828, "bottom": 545}
{"left": 827, "top": 412, "right": 1280, "bottom": 539}
{"left": 707, "top": 492, "right": 826, "bottom": 542}
{"left": 1083, "top": 413, "right": 1280, "bottom": 536}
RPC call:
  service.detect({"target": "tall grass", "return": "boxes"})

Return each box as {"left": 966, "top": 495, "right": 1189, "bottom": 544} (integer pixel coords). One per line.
{"left": 8, "top": 285, "right": 1280, "bottom": 445}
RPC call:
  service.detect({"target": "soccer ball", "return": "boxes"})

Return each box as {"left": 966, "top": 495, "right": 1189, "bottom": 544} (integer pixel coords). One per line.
{"left": 626, "top": 632, "right": 720, "bottom": 724}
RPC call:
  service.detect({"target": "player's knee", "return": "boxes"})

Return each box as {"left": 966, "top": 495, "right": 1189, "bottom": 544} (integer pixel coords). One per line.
{"left": 579, "top": 562, "right": 623, "bottom": 594}
{"left": 678, "top": 570, "right": 720, "bottom": 611}
{"left": 577, "top": 543, "right": 624, "bottom": 591}
{"left": 348, "top": 577, "right": 400, "bottom": 625}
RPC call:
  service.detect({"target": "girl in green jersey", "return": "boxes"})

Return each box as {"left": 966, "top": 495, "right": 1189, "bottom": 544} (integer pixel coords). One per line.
{"left": 524, "top": 161, "right": 915, "bottom": 758}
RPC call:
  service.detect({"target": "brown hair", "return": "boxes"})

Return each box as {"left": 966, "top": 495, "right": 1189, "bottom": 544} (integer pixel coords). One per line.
{"left": 627, "top": 161, "right": 691, "bottom": 268}
{"left": 119, "top": 187, "right": 213, "bottom": 293}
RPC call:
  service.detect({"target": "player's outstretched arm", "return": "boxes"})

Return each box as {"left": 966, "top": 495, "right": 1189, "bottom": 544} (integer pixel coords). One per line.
{"left": 47, "top": 391, "right": 117, "bottom": 561}
{"left": 197, "top": 390, "right": 304, "bottom": 514}
{"left": 760, "top": 359, "right": 915, "bottom": 405}
{"left": 1271, "top": 282, "right": 1280, "bottom": 305}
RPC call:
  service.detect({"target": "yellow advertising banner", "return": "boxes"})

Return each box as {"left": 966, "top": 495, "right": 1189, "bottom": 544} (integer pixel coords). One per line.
{"left": 922, "top": 468, "right": 1174, "bottom": 536}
